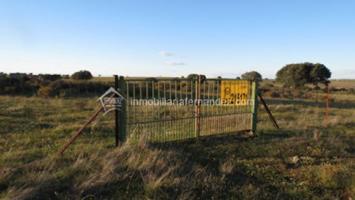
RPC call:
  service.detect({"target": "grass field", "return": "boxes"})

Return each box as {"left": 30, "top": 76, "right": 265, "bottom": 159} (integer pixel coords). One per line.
{"left": 0, "top": 82, "right": 354, "bottom": 199}
{"left": 330, "top": 80, "right": 355, "bottom": 89}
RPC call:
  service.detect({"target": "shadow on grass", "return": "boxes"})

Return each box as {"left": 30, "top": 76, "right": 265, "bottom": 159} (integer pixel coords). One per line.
{"left": 152, "top": 129, "right": 301, "bottom": 150}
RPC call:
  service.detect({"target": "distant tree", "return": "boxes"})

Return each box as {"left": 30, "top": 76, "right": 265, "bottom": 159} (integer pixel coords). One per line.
{"left": 0, "top": 73, "right": 8, "bottom": 89}
{"left": 71, "top": 70, "right": 93, "bottom": 80}
{"left": 9, "top": 73, "right": 29, "bottom": 80}
{"left": 241, "top": 71, "right": 262, "bottom": 82}
{"left": 0, "top": 72, "right": 7, "bottom": 78}
{"left": 236, "top": 76, "right": 241, "bottom": 80}
{"left": 62, "top": 75, "right": 70, "bottom": 79}
{"left": 38, "top": 74, "right": 62, "bottom": 81}
{"left": 276, "top": 63, "right": 331, "bottom": 88}
{"left": 187, "top": 74, "right": 206, "bottom": 82}
{"left": 187, "top": 74, "right": 199, "bottom": 80}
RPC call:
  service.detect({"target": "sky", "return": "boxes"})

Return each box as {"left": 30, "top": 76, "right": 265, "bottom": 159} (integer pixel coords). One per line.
{"left": 0, "top": 0, "right": 354, "bottom": 79}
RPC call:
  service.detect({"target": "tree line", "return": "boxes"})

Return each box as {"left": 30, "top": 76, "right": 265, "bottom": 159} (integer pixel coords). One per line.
{"left": 0, "top": 70, "right": 108, "bottom": 97}
{"left": 0, "top": 63, "right": 332, "bottom": 97}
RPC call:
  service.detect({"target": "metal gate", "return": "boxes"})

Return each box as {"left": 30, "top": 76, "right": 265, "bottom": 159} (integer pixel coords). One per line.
{"left": 115, "top": 76, "right": 258, "bottom": 142}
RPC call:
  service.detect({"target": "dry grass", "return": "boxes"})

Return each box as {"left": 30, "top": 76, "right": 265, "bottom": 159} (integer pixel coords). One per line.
{"left": 0, "top": 80, "right": 355, "bottom": 199}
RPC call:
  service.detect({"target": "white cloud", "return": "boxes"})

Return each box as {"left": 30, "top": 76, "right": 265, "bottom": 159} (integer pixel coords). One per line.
{"left": 165, "top": 61, "right": 186, "bottom": 66}
{"left": 159, "top": 51, "right": 174, "bottom": 57}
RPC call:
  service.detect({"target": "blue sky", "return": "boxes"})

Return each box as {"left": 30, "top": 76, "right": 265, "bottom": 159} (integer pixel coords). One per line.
{"left": 0, "top": 0, "right": 354, "bottom": 78}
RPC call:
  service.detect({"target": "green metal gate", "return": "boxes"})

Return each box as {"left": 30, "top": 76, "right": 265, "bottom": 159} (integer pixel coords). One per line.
{"left": 115, "top": 76, "right": 258, "bottom": 142}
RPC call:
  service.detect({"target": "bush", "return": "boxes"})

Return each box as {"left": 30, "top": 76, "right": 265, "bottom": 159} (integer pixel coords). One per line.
{"left": 71, "top": 70, "right": 93, "bottom": 80}
{"left": 0, "top": 72, "right": 111, "bottom": 97}
{"left": 0, "top": 73, "right": 37, "bottom": 95}
{"left": 37, "top": 86, "right": 54, "bottom": 98}
{"left": 37, "top": 80, "right": 111, "bottom": 97}
{"left": 241, "top": 71, "right": 262, "bottom": 82}
{"left": 270, "top": 91, "right": 281, "bottom": 98}
{"left": 276, "top": 63, "right": 331, "bottom": 88}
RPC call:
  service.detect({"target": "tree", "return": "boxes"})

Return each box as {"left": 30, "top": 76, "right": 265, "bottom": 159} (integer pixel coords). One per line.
{"left": 71, "top": 70, "right": 93, "bottom": 80}
{"left": 187, "top": 74, "right": 206, "bottom": 82}
{"left": 309, "top": 63, "right": 331, "bottom": 86}
{"left": 241, "top": 71, "right": 262, "bottom": 82}
{"left": 276, "top": 63, "right": 331, "bottom": 88}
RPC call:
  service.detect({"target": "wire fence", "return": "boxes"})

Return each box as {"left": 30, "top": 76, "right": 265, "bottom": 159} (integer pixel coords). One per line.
{"left": 116, "top": 77, "right": 258, "bottom": 142}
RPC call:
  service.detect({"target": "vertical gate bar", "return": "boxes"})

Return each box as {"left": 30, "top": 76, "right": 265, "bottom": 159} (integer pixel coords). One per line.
{"left": 169, "top": 81, "right": 172, "bottom": 100}
{"left": 158, "top": 81, "right": 160, "bottom": 99}
{"left": 132, "top": 83, "right": 135, "bottom": 100}
{"left": 126, "top": 82, "right": 129, "bottom": 98}
{"left": 207, "top": 80, "right": 210, "bottom": 100}
{"left": 195, "top": 75, "right": 201, "bottom": 138}
{"left": 251, "top": 81, "right": 258, "bottom": 134}
{"left": 146, "top": 82, "right": 149, "bottom": 99}
{"left": 190, "top": 80, "right": 193, "bottom": 100}
{"left": 163, "top": 81, "right": 166, "bottom": 99}
{"left": 185, "top": 81, "right": 189, "bottom": 100}
{"left": 152, "top": 81, "right": 155, "bottom": 99}
{"left": 140, "top": 81, "right": 142, "bottom": 99}
{"left": 192, "top": 79, "right": 196, "bottom": 138}
{"left": 175, "top": 81, "right": 177, "bottom": 100}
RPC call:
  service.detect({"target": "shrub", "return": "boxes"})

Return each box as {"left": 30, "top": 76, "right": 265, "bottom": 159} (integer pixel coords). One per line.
{"left": 37, "top": 86, "right": 54, "bottom": 97}
{"left": 71, "top": 70, "right": 93, "bottom": 80}
{"left": 0, "top": 73, "right": 37, "bottom": 95}
{"left": 38, "top": 74, "right": 62, "bottom": 81}
{"left": 37, "top": 80, "right": 111, "bottom": 97}
{"left": 270, "top": 91, "right": 281, "bottom": 98}
{"left": 241, "top": 71, "right": 262, "bottom": 82}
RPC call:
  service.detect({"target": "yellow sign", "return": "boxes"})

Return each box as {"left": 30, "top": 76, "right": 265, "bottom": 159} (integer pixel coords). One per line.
{"left": 220, "top": 80, "right": 251, "bottom": 105}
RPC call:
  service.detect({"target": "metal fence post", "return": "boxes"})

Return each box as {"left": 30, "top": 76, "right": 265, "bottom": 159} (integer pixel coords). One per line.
{"left": 251, "top": 81, "right": 258, "bottom": 134}
{"left": 114, "top": 75, "right": 119, "bottom": 146}
{"left": 117, "top": 76, "right": 127, "bottom": 143}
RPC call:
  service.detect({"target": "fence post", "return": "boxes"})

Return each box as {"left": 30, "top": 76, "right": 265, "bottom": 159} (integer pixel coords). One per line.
{"left": 116, "top": 76, "right": 127, "bottom": 144}
{"left": 194, "top": 75, "right": 201, "bottom": 138}
{"left": 114, "top": 75, "right": 119, "bottom": 146}
{"left": 251, "top": 81, "right": 258, "bottom": 134}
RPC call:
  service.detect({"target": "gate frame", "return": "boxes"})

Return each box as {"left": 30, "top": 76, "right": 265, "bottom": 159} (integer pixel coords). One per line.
{"left": 114, "top": 75, "right": 258, "bottom": 143}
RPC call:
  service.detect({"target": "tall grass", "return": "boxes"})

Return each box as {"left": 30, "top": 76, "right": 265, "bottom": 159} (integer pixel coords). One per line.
{"left": 0, "top": 85, "right": 354, "bottom": 199}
